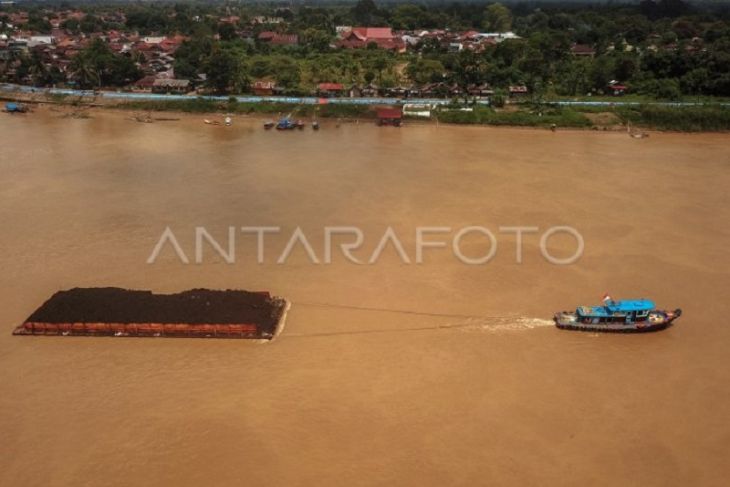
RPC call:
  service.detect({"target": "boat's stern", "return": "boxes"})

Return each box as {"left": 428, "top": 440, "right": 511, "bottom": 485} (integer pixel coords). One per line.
{"left": 554, "top": 311, "right": 578, "bottom": 328}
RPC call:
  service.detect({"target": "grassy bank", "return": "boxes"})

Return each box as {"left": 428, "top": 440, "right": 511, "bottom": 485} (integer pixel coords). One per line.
{"left": 436, "top": 106, "right": 593, "bottom": 128}
{"left": 113, "top": 97, "right": 372, "bottom": 119}
{"left": 9, "top": 91, "right": 729, "bottom": 131}
{"left": 614, "top": 105, "right": 730, "bottom": 132}
{"left": 567, "top": 103, "right": 730, "bottom": 131}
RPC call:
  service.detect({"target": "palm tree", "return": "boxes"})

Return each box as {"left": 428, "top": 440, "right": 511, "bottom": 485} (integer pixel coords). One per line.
{"left": 27, "top": 52, "right": 49, "bottom": 86}
{"left": 70, "top": 55, "right": 100, "bottom": 89}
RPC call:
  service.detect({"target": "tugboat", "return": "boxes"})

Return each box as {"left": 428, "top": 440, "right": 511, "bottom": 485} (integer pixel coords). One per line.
{"left": 554, "top": 294, "right": 681, "bottom": 332}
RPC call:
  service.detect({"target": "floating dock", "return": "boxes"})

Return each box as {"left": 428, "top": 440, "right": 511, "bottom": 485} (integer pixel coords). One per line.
{"left": 13, "top": 288, "right": 289, "bottom": 340}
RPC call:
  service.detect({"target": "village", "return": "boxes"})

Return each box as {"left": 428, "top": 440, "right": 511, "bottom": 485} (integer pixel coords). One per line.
{"left": 2, "top": 2, "right": 710, "bottom": 101}
{"left": 0, "top": 6, "right": 533, "bottom": 99}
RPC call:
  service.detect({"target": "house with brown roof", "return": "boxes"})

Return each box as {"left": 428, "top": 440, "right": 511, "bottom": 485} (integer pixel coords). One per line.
{"left": 152, "top": 78, "right": 190, "bottom": 94}
{"left": 570, "top": 43, "right": 596, "bottom": 57}
{"left": 257, "top": 32, "right": 298, "bottom": 46}
{"left": 509, "top": 85, "right": 529, "bottom": 97}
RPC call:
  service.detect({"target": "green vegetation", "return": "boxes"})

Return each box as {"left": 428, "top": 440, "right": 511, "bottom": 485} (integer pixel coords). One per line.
{"left": 69, "top": 38, "right": 142, "bottom": 89}
{"left": 616, "top": 105, "right": 730, "bottom": 131}
{"left": 114, "top": 98, "right": 371, "bottom": 119}
{"left": 436, "top": 106, "right": 592, "bottom": 128}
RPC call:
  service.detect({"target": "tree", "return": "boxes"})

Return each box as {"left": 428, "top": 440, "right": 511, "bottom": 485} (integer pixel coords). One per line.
{"left": 555, "top": 59, "right": 591, "bottom": 96}
{"left": 483, "top": 3, "right": 512, "bottom": 33}
{"left": 590, "top": 56, "right": 615, "bottom": 92}
{"left": 70, "top": 54, "right": 101, "bottom": 89}
{"left": 452, "top": 50, "right": 488, "bottom": 101}
{"left": 406, "top": 59, "right": 445, "bottom": 84}
{"left": 491, "top": 89, "right": 507, "bottom": 108}
{"left": 655, "top": 78, "right": 682, "bottom": 100}
{"left": 302, "top": 28, "right": 332, "bottom": 52}
{"left": 174, "top": 36, "right": 214, "bottom": 80}
{"left": 391, "top": 5, "right": 426, "bottom": 30}
{"left": 614, "top": 56, "right": 638, "bottom": 82}
{"left": 352, "top": 0, "right": 379, "bottom": 26}
{"left": 366, "top": 54, "right": 389, "bottom": 84}
{"left": 680, "top": 68, "right": 709, "bottom": 95}
{"left": 205, "top": 49, "right": 241, "bottom": 93}
{"left": 270, "top": 56, "right": 301, "bottom": 89}
{"left": 218, "top": 23, "right": 238, "bottom": 42}
{"left": 70, "top": 39, "right": 141, "bottom": 89}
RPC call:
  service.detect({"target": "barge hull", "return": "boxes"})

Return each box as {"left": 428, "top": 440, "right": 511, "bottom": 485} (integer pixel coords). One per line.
{"left": 13, "top": 322, "right": 264, "bottom": 339}
{"left": 13, "top": 288, "right": 290, "bottom": 340}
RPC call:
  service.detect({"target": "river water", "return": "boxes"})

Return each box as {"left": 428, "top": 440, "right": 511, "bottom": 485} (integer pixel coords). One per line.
{"left": 1, "top": 108, "right": 729, "bottom": 486}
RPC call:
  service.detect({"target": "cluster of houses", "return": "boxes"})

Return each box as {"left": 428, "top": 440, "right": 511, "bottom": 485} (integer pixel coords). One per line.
{"left": 335, "top": 26, "right": 521, "bottom": 53}
{"left": 0, "top": 8, "right": 190, "bottom": 86}
{"left": 0, "top": 10, "right": 531, "bottom": 97}
{"left": 1, "top": 7, "right": 653, "bottom": 98}
{"left": 250, "top": 79, "right": 529, "bottom": 100}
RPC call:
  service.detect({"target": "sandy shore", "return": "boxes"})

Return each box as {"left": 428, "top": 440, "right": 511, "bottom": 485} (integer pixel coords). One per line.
{"left": 3, "top": 99, "right": 648, "bottom": 136}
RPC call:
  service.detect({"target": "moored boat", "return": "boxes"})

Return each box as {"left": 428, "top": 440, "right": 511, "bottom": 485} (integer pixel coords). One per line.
{"left": 276, "top": 117, "right": 296, "bottom": 130}
{"left": 264, "top": 120, "right": 275, "bottom": 129}
{"left": 554, "top": 294, "right": 681, "bottom": 332}
{"left": 4, "top": 102, "right": 27, "bottom": 113}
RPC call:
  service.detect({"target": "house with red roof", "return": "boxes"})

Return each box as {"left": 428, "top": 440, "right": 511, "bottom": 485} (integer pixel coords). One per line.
{"left": 607, "top": 82, "right": 627, "bottom": 96}
{"left": 509, "top": 85, "right": 529, "bottom": 97}
{"left": 252, "top": 80, "right": 278, "bottom": 96}
{"left": 376, "top": 107, "right": 403, "bottom": 126}
{"left": 317, "top": 83, "right": 344, "bottom": 97}
{"left": 337, "top": 27, "right": 405, "bottom": 53}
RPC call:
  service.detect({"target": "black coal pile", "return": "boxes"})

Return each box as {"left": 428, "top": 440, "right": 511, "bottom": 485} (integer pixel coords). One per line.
{"left": 25, "top": 288, "right": 285, "bottom": 334}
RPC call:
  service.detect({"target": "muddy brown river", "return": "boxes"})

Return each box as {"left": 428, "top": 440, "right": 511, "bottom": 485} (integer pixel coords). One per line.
{"left": 1, "top": 108, "right": 729, "bottom": 486}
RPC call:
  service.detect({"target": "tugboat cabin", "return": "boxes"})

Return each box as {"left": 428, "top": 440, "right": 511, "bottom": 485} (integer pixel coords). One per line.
{"left": 576, "top": 299, "right": 655, "bottom": 324}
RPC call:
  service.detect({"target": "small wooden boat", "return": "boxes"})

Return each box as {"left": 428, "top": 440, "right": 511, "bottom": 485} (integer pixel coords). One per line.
{"left": 224, "top": 116, "right": 232, "bottom": 126}
{"left": 554, "top": 294, "right": 681, "bottom": 332}
{"left": 264, "top": 120, "right": 275, "bottom": 129}
{"left": 295, "top": 120, "right": 305, "bottom": 130}
{"left": 4, "top": 102, "right": 27, "bottom": 113}
{"left": 312, "top": 121, "right": 320, "bottom": 130}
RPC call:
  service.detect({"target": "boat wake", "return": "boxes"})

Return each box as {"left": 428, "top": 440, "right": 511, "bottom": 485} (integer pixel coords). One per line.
{"left": 290, "top": 302, "right": 555, "bottom": 337}
{"left": 443, "top": 316, "right": 555, "bottom": 333}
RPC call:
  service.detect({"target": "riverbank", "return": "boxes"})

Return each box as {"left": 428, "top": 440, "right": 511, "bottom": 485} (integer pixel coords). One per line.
{"left": 3, "top": 89, "right": 730, "bottom": 132}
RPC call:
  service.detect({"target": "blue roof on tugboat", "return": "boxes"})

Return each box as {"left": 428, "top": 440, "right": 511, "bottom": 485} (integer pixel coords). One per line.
{"left": 577, "top": 299, "right": 656, "bottom": 317}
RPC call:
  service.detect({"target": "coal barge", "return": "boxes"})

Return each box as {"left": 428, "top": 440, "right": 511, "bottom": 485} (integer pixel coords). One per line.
{"left": 13, "top": 288, "right": 290, "bottom": 340}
